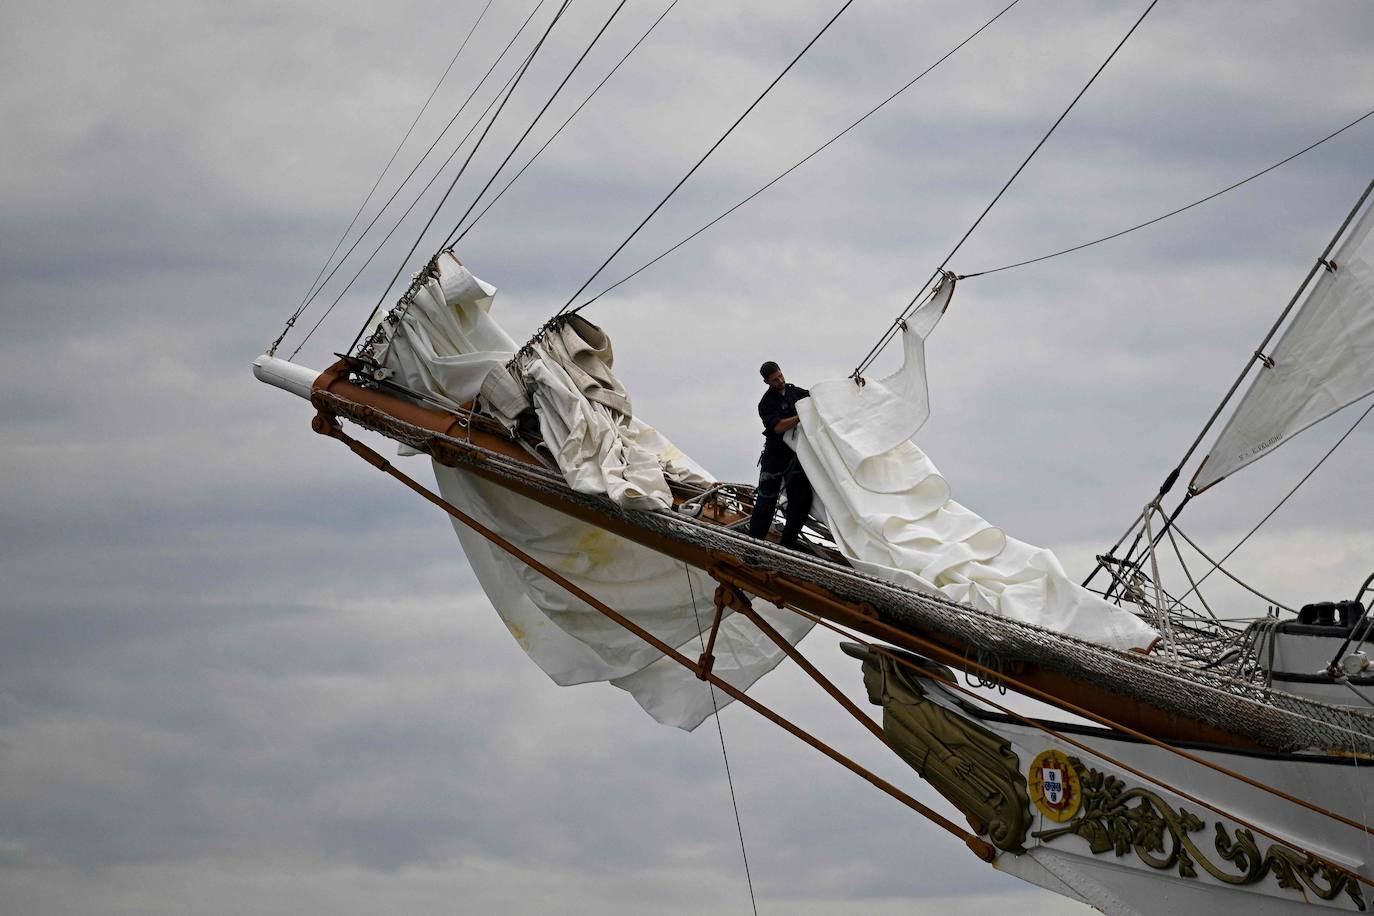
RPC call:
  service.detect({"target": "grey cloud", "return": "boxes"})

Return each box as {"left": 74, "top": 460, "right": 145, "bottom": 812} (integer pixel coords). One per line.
{"left": 4, "top": 0, "right": 1374, "bottom": 912}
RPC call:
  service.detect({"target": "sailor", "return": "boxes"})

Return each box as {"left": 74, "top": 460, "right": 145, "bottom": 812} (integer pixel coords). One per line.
{"left": 749, "top": 361, "right": 814, "bottom": 548}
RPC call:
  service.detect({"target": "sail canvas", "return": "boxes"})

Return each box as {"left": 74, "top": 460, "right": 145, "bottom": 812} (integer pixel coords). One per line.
{"left": 1194, "top": 198, "right": 1374, "bottom": 490}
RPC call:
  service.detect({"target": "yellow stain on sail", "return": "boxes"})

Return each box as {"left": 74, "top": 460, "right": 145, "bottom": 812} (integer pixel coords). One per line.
{"left": 570, "top": 527, "right": 620, "bottom": 571}
{"left": 505, "top": 620, "right": 531, "bottom": 651}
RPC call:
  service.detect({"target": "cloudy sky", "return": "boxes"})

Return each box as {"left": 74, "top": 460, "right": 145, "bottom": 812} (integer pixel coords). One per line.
{"left": 4, "top": 0, "right": 1374, "bottom": 912}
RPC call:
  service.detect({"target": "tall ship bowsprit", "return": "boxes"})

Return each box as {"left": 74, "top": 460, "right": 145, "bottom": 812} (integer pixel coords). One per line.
{"left": 255, "top": 3, "right": 1374, "bottom": 912}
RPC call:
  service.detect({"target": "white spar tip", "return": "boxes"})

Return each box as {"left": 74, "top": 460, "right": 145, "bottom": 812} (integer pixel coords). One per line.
{"left": 253, "top": 354, "right": 321, "bottom": 401}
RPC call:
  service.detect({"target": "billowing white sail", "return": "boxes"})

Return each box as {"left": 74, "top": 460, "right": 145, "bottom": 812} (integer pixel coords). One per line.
{"left": 792, "top": 281, "right": 1160, "bottom": 653}
{"left": 1193, "top": 199, "right": 1374, "bottom": 491}
{"left": 371, "top": 254, "right": 813, "bottom": 730}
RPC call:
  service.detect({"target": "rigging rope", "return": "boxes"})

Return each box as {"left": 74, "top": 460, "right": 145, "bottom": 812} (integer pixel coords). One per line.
{"left": 453, "top": 0, "right": 683, "bottom": 246}
{"left": 284, "top": 0, "right": 553, "bottom": 359}
{"left": 851, "top": 0, "right": 1159, "bottom": 379}
{"left": 566, "top": 0, "right": 1022, "bottom": 314}
{"left": 438, "top": 0, "right": 634, "bottom": 251}
{"left": 1167, "top": 526, "right": 1295, "bottom": 613}
{"left": 269, "top": 0, "right": 496, "bottom": 356}
{"left": 958, "top": 105, "right": 1374, "bottom": 279}
{"left": 345, "top": 0, "right": 575, "bottom": 358}
{"left": 1090, "top": 173, "right": 1374, "bottom": 588}
{"left": 1167, "top": 394, "right": 1374, "bottom": 613}
{"left": 554, "top": 0, "right": 858, "bottom": 317}
{"left": 292, "top": 56, "right": 530, "bottom": 361}
{"left": 1164, "top": 523, "right": 1217, "bottom": 621}
{"left": 684, "top": 567, "right": 759, "bottom": 916}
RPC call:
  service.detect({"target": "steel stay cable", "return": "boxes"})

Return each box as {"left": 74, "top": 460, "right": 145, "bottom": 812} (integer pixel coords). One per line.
{"left": 1170, "top": 526, "right": 1296, "bottom": 614}
{"left": 271, "top": 0, "right": 496, "bottom": 356}
{"left": 554, "top": 0, "right": 858, "bottom": 316}
{"left": 765, "top": 589, "right": 1374, "bottom": 844}
{"left": 1164, "top": 522, "right": 1217, "bottom": 621}
{"left": 454, "top": 0, "right": 683, "bottom": 246}
{"left": 439, "top": 0, "right": 634, "bottom": 251}
{"left": 343, "top": 0, "right": 575, "bottom": 358}
{"left": 1094, "top": 173, "right": 1374, "bottom": 587}
{"left": 684, "top": 567, "right": 759, "bottom": 916}
{"left": 565, "top": 0, "right": 1022, "bottom": 314}
{"left": 323, "top": 424, "right": 995, "bottom": 858}
{"left": 796, "top": 606, "right": 1374, "bottom": 889}
{"left": 292, "top": 57, "right": 529, "bottom": 361}
{"left": 1166, "top": 394, "right": 1374, "bottom": 613}
{"left": 287, "top": 0, "right": 554, "bottom": 359}
{"left": 293, "top": 43, "right": 537, "bottom": 361}
{"left": 852, "top": 0, "right": 1159, "bottom": 379}
{"left": 1082, "top": 507, "right": 1145, "bottom": 589}
{"left": 959, "top": 106, "right": 1374, "bottom": 280}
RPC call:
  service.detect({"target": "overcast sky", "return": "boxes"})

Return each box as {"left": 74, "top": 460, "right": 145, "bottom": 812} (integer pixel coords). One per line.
{"left": 4, "top": 0, "right": 1374, "bottom": 913}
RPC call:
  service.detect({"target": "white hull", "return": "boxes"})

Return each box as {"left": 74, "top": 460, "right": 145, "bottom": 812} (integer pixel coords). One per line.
{"left": 917, "top": 676, "right": 1373, "bottom": 914}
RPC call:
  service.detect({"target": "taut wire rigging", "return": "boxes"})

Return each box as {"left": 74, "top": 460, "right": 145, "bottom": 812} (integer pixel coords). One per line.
{"left": 269, "top": 0, "right": 496, "bottom": 356}
{"left": 437, "top": 0, "right": 635, "bottom": 250}
{"left": 851, "top": 0, "right": 1159, "bottom": 380}
{"left": 959, "top": 105, "right": 1374, "bottom": 280}
{"left": 1090, "top": 174, "right": 1374, "bottom": 592}
{"left": 567, "top": 0, "right": 1023, "bottom": 315}
{"left": 553, "top": 0, "right": 858, "bottom": 317}
{"left": 1166, "top": 395, "right": 1374, "bottom": 614}
{"left": 684, "top": 566, "right": 759, "bottom": 916}
{"left": 281, "top": 0, "right": 553, "bottom": 359}
{"left": 452, "top": 0, "right": 684, "bottom": 246}
{"left": 345, "top": 0, "right": 575, "bottom": 358}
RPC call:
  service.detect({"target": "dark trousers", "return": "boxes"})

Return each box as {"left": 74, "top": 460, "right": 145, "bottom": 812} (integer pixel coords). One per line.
{"left": 748, "top": 458, "right": 814, "bottom": 547}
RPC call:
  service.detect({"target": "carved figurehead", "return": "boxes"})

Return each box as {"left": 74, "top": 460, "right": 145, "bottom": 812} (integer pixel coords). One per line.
{"left": 843, "top": 643, "right": 1032, "bottom": 853}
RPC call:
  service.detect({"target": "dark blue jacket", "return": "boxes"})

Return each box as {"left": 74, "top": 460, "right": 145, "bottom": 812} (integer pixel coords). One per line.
{"left": 757, "top": 383, "right": 810, "bottom": 472}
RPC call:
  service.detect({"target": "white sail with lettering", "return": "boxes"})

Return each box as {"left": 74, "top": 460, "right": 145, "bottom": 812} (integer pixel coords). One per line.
{"left": 1193, "top": 198, "right": 1374, "bottom": 491}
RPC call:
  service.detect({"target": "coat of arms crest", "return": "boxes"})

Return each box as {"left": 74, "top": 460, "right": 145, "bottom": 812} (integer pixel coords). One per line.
{"left": 1029, "top": 749, "right": 1081, "bottom": 822}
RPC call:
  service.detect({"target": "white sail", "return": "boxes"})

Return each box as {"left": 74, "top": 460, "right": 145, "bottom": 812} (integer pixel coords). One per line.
{"left": 1192, "top": 198, "right": 1374, "bottom": 491}
{"left": 371, "top": 255, "right": 813, "bottom": 730}
{"left": 793, "top": 282, "right": 1160, "bottom": 653}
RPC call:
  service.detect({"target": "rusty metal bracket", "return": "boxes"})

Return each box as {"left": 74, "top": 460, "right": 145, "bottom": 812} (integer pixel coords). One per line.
{"left": 696, "top": 589, "right": 727, "bottom": 681}
{"left": 712, "top": 576, "right": 889, "bottom": 747}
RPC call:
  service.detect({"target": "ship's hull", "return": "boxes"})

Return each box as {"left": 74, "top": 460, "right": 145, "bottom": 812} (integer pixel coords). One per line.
{"left": 256, "top": 355, "right": 1374, "bottom": 913}
{"left": 845, "top": 644, "right": 1372, "bottom": 914}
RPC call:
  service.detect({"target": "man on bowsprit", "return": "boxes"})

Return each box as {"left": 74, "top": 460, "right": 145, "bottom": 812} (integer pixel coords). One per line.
{"left": 748, "top": 361, "right": 814, "bottom": 549}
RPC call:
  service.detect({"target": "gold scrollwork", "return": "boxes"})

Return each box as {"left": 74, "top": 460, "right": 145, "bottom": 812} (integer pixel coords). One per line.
{"left": 1032, "top": 757, "right": 1366, "bottom": 911}
{"left": 848, "top": 644, "right": 1032, "bottom": 853}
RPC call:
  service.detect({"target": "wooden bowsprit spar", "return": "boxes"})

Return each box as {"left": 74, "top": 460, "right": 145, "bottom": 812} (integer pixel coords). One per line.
{"left": 277, "top": 356, "right": 1374, "bottom": 755}
{"left": 254, "top": 353, "right": 1374, "bottom": 912}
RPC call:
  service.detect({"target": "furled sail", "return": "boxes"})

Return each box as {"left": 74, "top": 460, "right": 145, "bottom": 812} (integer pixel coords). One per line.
{"left": 368, "top": 254, "right": 813, "bottom": 729}
{"left": 792, "top": 278, "right": 1160, "bottom": 653}
{"left": 1192, "top": 197, "right": 1374, "bottom": 491}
